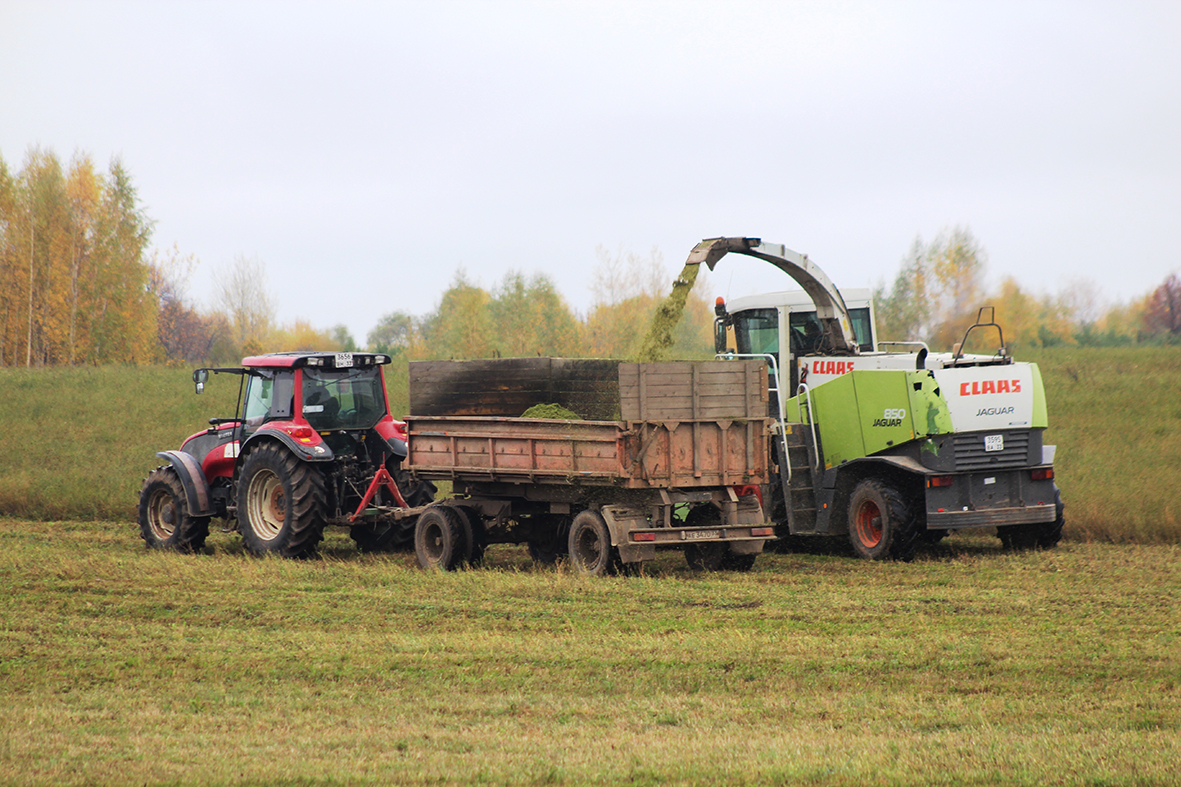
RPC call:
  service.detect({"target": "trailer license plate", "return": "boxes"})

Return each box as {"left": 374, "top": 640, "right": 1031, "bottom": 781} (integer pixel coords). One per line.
{"left": 685, "top": 529, "right": 720, "bottom": 540}
{"left": 984, "top": 434, "right": 1004, "bottom": 452}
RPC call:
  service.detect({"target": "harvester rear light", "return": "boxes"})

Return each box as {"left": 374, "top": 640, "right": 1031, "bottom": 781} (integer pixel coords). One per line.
{"left": 1031, "top": 467, "right": 1054, "bottom": 481}
{"left": 928, "top": 475, "right": 954, "bottom": 488}
{"left": 633, "top": 533, "right": 656, "bottom": 542}
{"left": 750, "top": 527, "right": 775, "bottom": 537}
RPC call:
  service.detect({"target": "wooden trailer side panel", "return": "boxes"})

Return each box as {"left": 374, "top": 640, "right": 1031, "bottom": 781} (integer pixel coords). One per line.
{"left": 404, "top": 358, "right": 771, "bottom": 489}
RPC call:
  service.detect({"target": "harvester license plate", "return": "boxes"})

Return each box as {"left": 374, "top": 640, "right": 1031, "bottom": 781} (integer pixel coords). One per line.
{"left": 335, "top": 352, "right": 354, "bottom": 368}
{"left": 685, "top": 529, "right": 720, "bottom": 540}
{"left": 984, "top": 434, "right": 1004, "bottom": 452}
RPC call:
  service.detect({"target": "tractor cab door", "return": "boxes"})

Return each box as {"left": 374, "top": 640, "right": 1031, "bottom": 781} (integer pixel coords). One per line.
{"left": 239, "top": 370, "right": 296, "bottom": 442}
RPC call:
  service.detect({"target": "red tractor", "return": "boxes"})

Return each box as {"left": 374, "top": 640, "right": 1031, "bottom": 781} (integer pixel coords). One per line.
{"left": 138, "top": 351, "right": 435, "bottom": 558}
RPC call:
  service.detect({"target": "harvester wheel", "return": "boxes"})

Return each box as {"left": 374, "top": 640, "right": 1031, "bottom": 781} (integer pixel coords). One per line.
{"left": 998, "top": 486, "right": 1064, "bottom": 551}
{"left": 847, "top": 478, "right": 919, "bottom": 561}
{"left": 138, "top": 467, "right": 210, "bottom": 553}
{"left": 567, "top": 509, "right": 615, "bottom": 577}
{"left": 414, "top": 505, "right": 464, "bottom": 570}
{"left": 237, "top": 444, "right": 327, "bottom": 558}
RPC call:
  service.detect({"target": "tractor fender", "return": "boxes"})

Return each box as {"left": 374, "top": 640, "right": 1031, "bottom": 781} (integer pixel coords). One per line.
{"left": 240, "top": 431, "right": 336, "bottom": 463}
{"left": 382, "top": 435, "right": 408, "bottom": 460}
{"left": 156, "top": 450, "right": 216, "bottom": 517}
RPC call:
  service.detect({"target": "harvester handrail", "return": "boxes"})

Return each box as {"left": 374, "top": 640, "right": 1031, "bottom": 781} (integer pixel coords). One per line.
{"left": 716, "top": 351, "right": 790, "bottom": 483}
{"left": 796, "top": 383, "right": 820, "bottom": 471}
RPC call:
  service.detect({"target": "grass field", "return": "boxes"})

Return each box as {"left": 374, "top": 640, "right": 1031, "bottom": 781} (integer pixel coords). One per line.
{"left": 1, "top": 519, "right": 1178, "bottom": 785}
{"left": 2, "top": 346, "right": 1179, "bottom": 542}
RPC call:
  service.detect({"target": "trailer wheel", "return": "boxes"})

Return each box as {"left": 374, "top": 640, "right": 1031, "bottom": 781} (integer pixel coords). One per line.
{"left": 448, "top": 504, "right": 486, "bottom": 567}
{"left": 138, "top": 467, "right": 210, "bottom": 553}
{"left": 238, "top": 444, "right": 327, "bottom": 558}
{"left": 567, "top": 510, "right": 615, "bottom": 577}
{"left": 723, "top": 553, "right": 758, "bottom": 572}
{"left": 414, "top": 506, "right": 464, "bottom": 570}
{"left": 684, "top": 542, "right": 726, "bottom": 571}
{"left": 847, "top": 478, "right": 918, "bottom": 561}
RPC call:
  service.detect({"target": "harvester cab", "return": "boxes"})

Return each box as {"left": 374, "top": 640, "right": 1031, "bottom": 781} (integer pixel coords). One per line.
{"left": 696, "top": 236, "right": 1063, "bottom": 559}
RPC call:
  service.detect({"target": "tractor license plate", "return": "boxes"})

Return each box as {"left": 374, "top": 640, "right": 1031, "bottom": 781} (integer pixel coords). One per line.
{"left": 335, "top": 352, "right": 354, "bottom": 368}
{"left": 984, "top": 434, "right": 1004, "bottom": 452}
{"left": 685, "top": 529, "right": 720, "bottom": 540}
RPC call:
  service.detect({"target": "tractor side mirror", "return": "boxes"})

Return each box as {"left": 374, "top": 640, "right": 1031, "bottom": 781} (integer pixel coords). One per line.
{"left": 193, "top": 369, "right": 209, "bottom": 395}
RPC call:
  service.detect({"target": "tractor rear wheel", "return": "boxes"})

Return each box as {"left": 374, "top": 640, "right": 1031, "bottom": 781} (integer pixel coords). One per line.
{"left": 567, "top": 509, "right": 615, "bottom": 577}
{"left": 237, "top": 444, "right": 327, "bottom": 558}
{"left": 138, "top": 467, "right": 210, "bottom": 553}
{"left": 414, "top": 505, "right": 464, "bottom": 570}
{"left": 847, "top": 478, "right": 919, "bottom": 561}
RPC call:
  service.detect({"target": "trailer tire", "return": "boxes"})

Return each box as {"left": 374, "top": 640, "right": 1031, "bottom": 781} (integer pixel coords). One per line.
{"left": 847, "top": 478, "right": 918, "bottom": 561}
{"left": 415, "top": 506, "right": 464, "bottom": 570}
{"left": 723, "top": 553, "right": 758, "bottom": 572}
{"left": 238, "top": 444, "right": 327, "bottom": 558}
{"left": 567, "top": 510, "right": 615, "bottom": 577}
{"left": 138, "top": 467, "right": 210, "bottom": 553}
{"left": 684, "top": 542, "right": 726, "bottom": 571}
{"left": 448, "top": 504, "right": 485, "bottom": 567}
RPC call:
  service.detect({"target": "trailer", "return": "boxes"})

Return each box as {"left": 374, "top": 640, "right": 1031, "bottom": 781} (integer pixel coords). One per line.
{"left": 403, "top": 357, "right": 775, "bottom": 575}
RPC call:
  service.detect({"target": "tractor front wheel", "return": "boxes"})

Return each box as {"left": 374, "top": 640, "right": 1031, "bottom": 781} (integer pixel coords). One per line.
{"left": 847, "top": 478, "right": 919, "bottom": 561}
{"left": 237, "top": 444, "right": 328, "bottom": 558}
{"left": 138, "top": 467, "right": 210, "bottom": 553}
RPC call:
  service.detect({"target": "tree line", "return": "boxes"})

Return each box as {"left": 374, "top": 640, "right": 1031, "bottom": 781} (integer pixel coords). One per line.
{"left": 874, "top": 226, "right": 1181, "bottom": 351}
{"left": 2, "top": 147, "right": 1177, "bottom": 369}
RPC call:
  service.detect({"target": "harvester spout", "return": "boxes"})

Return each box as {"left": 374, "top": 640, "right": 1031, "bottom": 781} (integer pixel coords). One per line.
{"left": 687, "top": 236, "right": 860, "bottom": 354}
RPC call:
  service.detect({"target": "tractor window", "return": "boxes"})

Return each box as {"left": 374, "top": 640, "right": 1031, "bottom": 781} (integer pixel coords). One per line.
{"left": 243, "top": 372, "right": 274, "bottom": 426}
{"left": 301, "top": 367, "right": 387, "bottom": 430}
{"left": 733, "top": 309, "right": 779, "bottom": 357}
{"left": 243, "top": 371, "right": 295, "bottom": 427}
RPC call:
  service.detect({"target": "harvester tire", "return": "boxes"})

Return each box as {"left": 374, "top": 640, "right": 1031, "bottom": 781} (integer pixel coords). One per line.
{"left": 567, "top": 509, "right": 616, "bottom": 577}
{"left": 847, "top": 478, "right": 919, "bottom": 561}
{"left": 138, "top": 467, "right": 210, "bottom": 553}
{"left": 414, "top": 505, "right": 464, "bottom": 570}
{"left": 998, "top": 486, "right": 1064, "bottom": 551}
{"left": 349, "top": 465, "right": 437, "bottom": 553}
{"left": 237, "top": 444, "right": 327, "bottom": 558}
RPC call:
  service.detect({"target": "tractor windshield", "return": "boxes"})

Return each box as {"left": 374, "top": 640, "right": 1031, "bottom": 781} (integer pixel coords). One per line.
{"left": 301, "top": 367, "right": 387, "bottom": 430}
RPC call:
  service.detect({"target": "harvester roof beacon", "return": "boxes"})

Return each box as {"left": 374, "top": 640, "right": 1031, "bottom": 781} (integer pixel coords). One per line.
{"left": 703, "top": 236, "right": 1063, "bottom": 560}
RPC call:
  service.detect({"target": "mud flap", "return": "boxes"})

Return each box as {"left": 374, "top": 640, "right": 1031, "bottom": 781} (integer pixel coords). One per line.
{"left": 600, "top": 505, "right": 655, "bottom": 564}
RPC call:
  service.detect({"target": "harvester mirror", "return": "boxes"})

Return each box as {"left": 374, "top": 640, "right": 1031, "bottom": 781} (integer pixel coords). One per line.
{"left": 193, "top": 369, "right": 209, "bottom": 394}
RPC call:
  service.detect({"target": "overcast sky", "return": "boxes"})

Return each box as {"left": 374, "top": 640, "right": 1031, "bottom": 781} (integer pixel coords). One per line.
{"left": 3, "top": 1, "right": 1179, "bottom": 342}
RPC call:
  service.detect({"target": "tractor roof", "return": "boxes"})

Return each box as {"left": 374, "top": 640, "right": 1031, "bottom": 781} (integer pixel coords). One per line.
{"left": 240, "top": 351, "right": 390, "bottom": 370}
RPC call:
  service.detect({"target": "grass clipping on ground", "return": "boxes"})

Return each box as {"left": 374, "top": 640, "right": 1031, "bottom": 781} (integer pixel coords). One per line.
{"left": 634, "top": 262, "right": 701, "bottom": 363}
